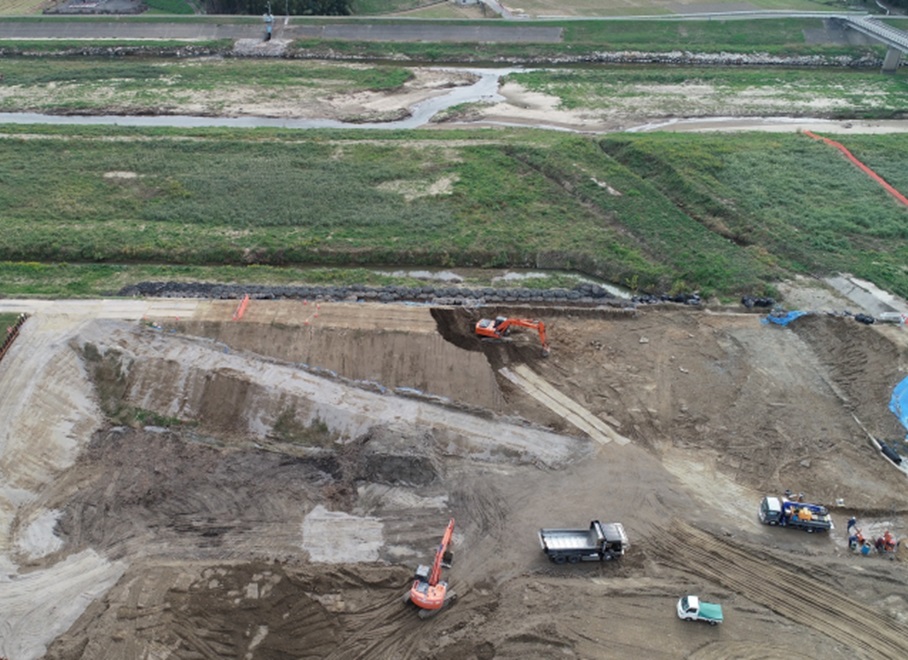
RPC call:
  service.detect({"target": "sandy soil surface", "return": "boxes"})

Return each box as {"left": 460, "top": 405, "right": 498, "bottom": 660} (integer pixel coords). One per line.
{"left": 6, "top": 60, "right": 908, "bottom": 134}
{"left": 463, "top": 79, "right": 908, "bottom": 134}
{"left": 1, "top": 276, "right": 908, "bottom": 659}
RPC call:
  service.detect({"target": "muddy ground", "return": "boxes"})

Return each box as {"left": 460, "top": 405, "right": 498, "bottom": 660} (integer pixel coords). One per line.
{"left": 1, "top": 279, "right": 908, "bottom": 660}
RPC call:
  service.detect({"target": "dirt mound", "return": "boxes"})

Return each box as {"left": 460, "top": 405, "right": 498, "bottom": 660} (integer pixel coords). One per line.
{"left": 38, "top": 427, "right": 325, "bottom": 563}
{"left": 358, "top": 424, "right": 443, "bottom": 487}
{"left": 121, "top": 280, "right": 617, "bottom": 306}
{"left": 791, "top": 313, "right": 906, "bottom": 437}
{"left": 44, "top": 561, "right": 412, "bottom": 660}
{"left": 431, "top": 306, "right": 482, "bottom": 353}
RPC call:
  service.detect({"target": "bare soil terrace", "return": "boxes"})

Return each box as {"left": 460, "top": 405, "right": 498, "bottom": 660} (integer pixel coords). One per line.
{"left": 1, "top": 283, "right": 908, "bottom": 659}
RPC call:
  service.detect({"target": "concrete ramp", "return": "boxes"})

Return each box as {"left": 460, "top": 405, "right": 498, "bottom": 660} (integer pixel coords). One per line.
{"left": 499, "top": 364, "right": 630, "bottom": 446}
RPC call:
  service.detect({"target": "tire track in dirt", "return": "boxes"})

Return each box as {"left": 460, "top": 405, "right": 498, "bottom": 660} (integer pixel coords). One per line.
{"left": 651, "top": 522, "right": 908, "bottom": 658}
{"left": 326, "top": 592, "right": 424, "bottom": 660}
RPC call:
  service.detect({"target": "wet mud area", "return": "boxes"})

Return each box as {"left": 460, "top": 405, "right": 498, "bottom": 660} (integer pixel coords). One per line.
{"left": 4, "top": 300, "right": 908, "bottom": 659}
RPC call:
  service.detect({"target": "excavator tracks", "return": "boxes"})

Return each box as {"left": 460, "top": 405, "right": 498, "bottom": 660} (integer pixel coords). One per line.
{"left": 651, "top": 522, "right": 908, "bottom": 658}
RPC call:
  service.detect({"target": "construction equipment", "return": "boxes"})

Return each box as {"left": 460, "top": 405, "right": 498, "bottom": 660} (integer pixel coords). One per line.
{"left": 405, "top": 518, "right": 456, "bottom": 618}
{"left": 848, "top": 518, "right": 899, "bottom": 557}
{"left": 539, "top": 520, "right": 629, "bottom": 564}
{"left": 758, "top": 494, "right": 833, "bottom": 533}
{"left": 475, "top": 316, "right": 550, "bottom": 357}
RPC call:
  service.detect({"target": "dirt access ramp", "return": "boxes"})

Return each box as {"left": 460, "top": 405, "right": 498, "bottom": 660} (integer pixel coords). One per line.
{"left": 2, "top": 297, "right": 908, "bottom": 659}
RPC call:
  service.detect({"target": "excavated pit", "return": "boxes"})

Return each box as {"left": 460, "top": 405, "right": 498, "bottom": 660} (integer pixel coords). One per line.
{"left": 4, "top": 299, "right": 908, "bottom": 660}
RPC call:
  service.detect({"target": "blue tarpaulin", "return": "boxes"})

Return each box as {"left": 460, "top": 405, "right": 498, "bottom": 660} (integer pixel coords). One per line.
{"left": 889, "top": 376, "right": 908, "bottom": 433}
{"left": 761, "top": 311, "right": 809, "bottom": 326}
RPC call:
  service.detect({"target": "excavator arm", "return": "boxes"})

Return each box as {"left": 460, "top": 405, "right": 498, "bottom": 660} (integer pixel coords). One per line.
{"left": 429, "top": 518, "right": 456, "bottom": 586}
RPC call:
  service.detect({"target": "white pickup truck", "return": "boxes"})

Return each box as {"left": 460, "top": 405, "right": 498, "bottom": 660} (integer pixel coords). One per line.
{"left": 677, "top": 595, "right": 723, "bottom": 625}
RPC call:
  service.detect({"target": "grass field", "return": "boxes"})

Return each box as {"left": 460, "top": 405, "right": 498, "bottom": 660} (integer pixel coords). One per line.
{"left": 508, "top": 67, "right": 908, "bottom": 119}
{"left": 282, "top": 17, "right": 884, "bottom": 61}
{"left": 496, "top": 0, "right": 848, "bottom": 16}
{"left": 0, "top": 0, "right": 52, "bottom": 16}
{"left": 0, "top": 16, "right": 888, "bottom": 61}
{"left": 0, "top": 313, "right": 22, "bottom": 337}
{"left": 1, "top": 58, "right": 903, "bottom": 119}
{"left": 0, "top": 0, "right": 872, "bottom": 17}
{"left": 0, "top": 125, "right": 905, "bottom": 299}
{"left": 353, "top": 0, "right": 854, "bottom": 16}
{"left": 351, "top": 0, "right": 442, "bottom": 13}
{"left": 0, "top": 16, "right": 903, "bottom": 300}
{"left": 144, "top": 0, "right": 196, "bottom": 15}
{"left": 0, "top": 59, "right": 412, "bottom": 115}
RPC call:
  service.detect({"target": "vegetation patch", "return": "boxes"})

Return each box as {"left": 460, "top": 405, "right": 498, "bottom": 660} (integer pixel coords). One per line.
{"left": 0, "top": 125, "right": 906, "bottom": 300}
{"left": 144, "top": 0, "right": 196, "bottom": 14}
{"left": 1, "top": 313, "right": 22, "bottom": 339}
{"left": 509, "top": 67, "right": 908, "bottom": 120}
{"left": 81, "top": 343, "right": 133, "bottom": 423}
{"left": 599, "top": 132, "right": 908, "bottom": 297}
{"left": 0, "top": 58, "right": 413, "bottom": 115}
{"left": 272, "top": 408, "right": 337, "bottom": 447}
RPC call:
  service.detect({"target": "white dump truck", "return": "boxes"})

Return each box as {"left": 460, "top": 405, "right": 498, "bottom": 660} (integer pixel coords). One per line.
{"left": 538, "top": 520, "right": 629, "bottom": 564}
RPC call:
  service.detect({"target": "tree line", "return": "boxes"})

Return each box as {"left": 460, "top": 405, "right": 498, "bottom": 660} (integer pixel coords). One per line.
{"left": 200, "top": 0, "right": 351, "bottom": 13}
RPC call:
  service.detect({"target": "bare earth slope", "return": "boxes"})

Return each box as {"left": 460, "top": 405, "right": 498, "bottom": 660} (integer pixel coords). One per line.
{"left": 1, "top": 296, "right": 907, "bottom": 659}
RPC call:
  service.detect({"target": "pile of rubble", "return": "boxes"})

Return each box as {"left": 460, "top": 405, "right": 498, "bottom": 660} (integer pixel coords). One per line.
{"left": 117, "top": 280, "right": 623, "bottom": 305}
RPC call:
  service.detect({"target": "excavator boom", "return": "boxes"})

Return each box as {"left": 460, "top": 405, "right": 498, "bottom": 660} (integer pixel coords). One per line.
{"left": 429, "top": 518, "right": 456, "bottom": 585}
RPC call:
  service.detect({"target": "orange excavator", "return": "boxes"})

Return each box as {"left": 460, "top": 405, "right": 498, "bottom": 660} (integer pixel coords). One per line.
{"left": 475, "top": 316, "right": 550, "bottom": 357}
{"left": 405, "top": 518, "right": 456, "bottom": 618}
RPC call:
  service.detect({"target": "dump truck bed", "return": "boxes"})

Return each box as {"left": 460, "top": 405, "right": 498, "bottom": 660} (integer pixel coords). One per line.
{"left": 698, "top": 602, "right": 724, "bottom": 622}
{"left": 539, "top": 528, "right": 599, "bottom": 551}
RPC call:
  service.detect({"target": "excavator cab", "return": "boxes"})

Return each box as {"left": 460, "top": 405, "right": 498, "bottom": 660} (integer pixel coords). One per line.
{"left": 476, "top": 318, "right": 502, "bottom": 333}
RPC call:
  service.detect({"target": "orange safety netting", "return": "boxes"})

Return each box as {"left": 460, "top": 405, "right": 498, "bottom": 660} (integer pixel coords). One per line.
{"left": 802, "top": 130, "right": 908, "bottom": 208}
{"left": 232, "top": 294, "right": 250, "bottom": 321}
{"left": 0, "top": 314, "right": 29, "bottom": 362}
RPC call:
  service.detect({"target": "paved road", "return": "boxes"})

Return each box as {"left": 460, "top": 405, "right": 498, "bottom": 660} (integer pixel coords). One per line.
{"left": 0, "top": 19, "right": 563, "bottom": 43}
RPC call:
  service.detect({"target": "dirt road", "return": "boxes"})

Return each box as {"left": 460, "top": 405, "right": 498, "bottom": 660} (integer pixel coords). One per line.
{"left": 1, "top": 284, "right": 907, "bottom": 659}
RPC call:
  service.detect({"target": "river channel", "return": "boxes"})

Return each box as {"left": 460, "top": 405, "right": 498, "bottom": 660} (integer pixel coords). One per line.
{"left": 0, "top": 68, "right": 513, "bottom": 131}
{"left": 2, "top": 65, "right": 907, "bottom": 134}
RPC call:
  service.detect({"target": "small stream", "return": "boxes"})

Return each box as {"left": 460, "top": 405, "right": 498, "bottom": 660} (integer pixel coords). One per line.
{"left": 0, "top": 67, "right": 515, "bottom": 131}
{"left": 1, "top": 66, "right": 906, "bottom": 134}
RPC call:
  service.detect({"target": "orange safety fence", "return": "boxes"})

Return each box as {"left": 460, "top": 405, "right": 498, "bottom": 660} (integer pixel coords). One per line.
{"left": 0, "top": 313, "right": 29, "bottom": 363}
{"left": 232, "top": 294, "right": 250, "bottom": 321}
{"left": 802, "top": 130, "right": 908, "bottom": 208}
{"left": 301, "top": 300, "right": 320, "bottom": 326}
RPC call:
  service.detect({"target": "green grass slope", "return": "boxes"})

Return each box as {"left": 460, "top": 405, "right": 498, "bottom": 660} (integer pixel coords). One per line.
{"left": 600, "top": 132, "right": 908, "bottom": 297}
{"left": 2, "top": 126, "right": 906, "bottom": 299}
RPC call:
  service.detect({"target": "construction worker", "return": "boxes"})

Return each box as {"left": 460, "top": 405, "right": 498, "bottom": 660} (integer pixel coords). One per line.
{"left": 264, "top": 10, "right": 274, "bottom": 41}
{"left": 882, "top": 530, "right": 896, "bottom": 553}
